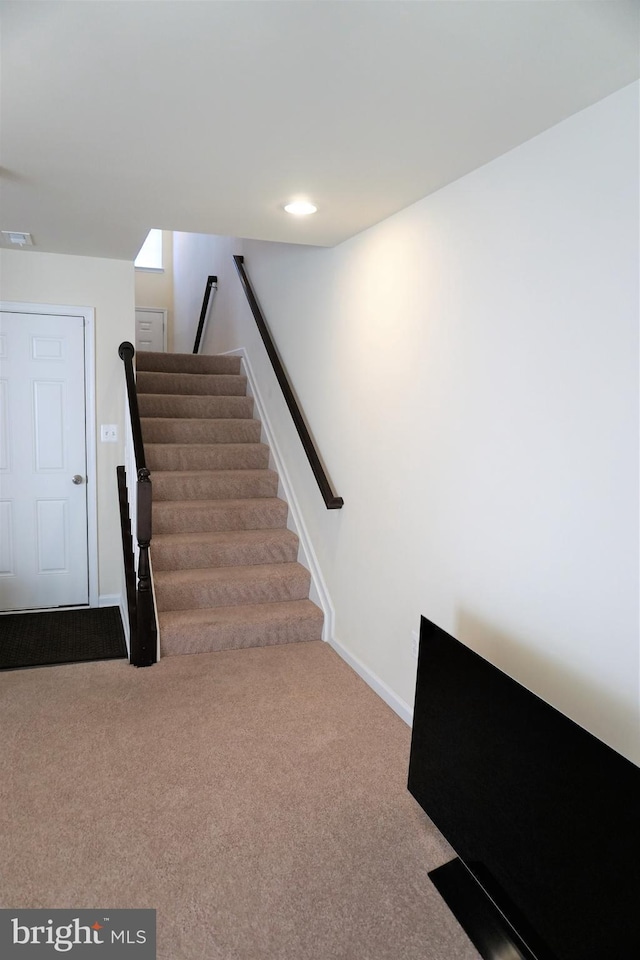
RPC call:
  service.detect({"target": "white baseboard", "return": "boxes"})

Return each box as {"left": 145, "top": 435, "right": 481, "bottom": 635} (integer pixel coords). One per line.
{"left": 98, "top": 593, "right": 121, "bottom": 608}
{"left": 221, "top": 346, "right": 335, "bottom": 644}
{"left": 149, "top": 554, "right": 161, "bottom": 662}
{"left": 99, "top": 593, "right": 129, "bottom": 658}
{"left": 329, "top": 635, "right": 413, "bottom": 727}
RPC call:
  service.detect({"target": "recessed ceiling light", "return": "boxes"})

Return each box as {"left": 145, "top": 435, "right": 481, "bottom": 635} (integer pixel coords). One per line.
{"left": 284, "top": 201, "right": 317, "bottom": 216}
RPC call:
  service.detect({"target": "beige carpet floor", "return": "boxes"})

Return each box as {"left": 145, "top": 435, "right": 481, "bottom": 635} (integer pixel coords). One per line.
{"left": 0, "top": 641, "right": 480, "bottom": 960}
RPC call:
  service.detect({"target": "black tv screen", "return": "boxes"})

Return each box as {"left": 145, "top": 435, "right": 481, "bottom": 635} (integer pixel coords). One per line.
{"left": 408, "top": 616, "right": 640, "bottom": 960}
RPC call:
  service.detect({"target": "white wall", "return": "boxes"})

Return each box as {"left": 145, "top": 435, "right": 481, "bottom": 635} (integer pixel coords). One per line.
{"left": 172, "top": 232, "right": 244, "bottom": 354}
{"left": 0, "top": 249, "right": 135, "bottom": 605}
{"left": 220, "top": 83, "right": 639, "bottom": 762}
{"left": 134, "top": 231, "right": 174, "bottom": 349}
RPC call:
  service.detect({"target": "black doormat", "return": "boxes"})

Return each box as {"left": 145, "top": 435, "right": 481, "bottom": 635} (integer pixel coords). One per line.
{"left": 0, "top": 606, "right": 127, "bottom": 670}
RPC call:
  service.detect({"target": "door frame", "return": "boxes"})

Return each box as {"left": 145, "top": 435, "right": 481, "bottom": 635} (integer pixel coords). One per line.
{"left": 0, "top": 301, "right": 99, "bottom": 609}
{"left": 135, "top": 306, "right": 167, "bottom": 352}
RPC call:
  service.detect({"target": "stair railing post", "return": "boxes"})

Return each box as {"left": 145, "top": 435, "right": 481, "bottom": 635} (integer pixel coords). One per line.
{"left": 133, "top": 467, "right": 157, "bottom": 667}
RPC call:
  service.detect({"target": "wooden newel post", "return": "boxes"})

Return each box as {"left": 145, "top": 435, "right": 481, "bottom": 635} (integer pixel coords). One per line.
{"left": 132, "top": 467, "right": 157, "bottom": 667}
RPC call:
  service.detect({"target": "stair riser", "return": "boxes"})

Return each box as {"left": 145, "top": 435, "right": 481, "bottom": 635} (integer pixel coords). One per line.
{"left": 159, "top": 615, "right": 323, "bottom": 656}
{"left": 139, "top": 396, "right": 254, "bottom": 419}
{"left": 146, "top": 445, "right": 269, "bottom": 472}
{"left": 152, "top": 538, "right": 298, "bottom": 571}
{"left": 153, "top": 472, "right": 279, "bottom": 501}
{"left": 154, "top": 571, "right": 311, "bottom": 611}
{"left": 137, "top": 371, "right": 247, "bottom": 396}
{"left": 142, "top": 419, "right": 261, "bottom": 444}
{"left": 137, "top": 352, "right": 241, "bottom": 375}
{"left": 152, "top": 501, "right": 288, "bottom": 534}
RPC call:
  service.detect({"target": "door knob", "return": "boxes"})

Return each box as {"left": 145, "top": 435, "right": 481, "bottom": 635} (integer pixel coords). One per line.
{"left": 72, "top": 474, "right": 84, "bottom": 485}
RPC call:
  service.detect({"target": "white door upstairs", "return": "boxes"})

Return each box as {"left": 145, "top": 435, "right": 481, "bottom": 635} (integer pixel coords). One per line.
{"left": 135, "top": 308, "right": 166, "bottom": 353}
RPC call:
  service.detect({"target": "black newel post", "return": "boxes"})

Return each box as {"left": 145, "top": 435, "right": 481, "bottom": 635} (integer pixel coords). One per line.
{"left": 132, "top": 469, "right": 157, "bottom": 667}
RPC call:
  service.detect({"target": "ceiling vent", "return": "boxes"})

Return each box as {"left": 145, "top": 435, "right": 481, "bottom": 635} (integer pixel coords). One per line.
{"left": 2, "top": 231, "right": 33, "bottom": 246}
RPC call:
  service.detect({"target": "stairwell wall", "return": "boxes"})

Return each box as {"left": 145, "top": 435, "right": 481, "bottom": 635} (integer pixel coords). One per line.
{"left": 135, "top": 230, "right": 175, "bottom": 350}
{"left": 172, "top": 232, "right": 244, "bottom": 354}
{"left": 0, "top": 249, "right": 135, "bottom": 608}
{"left": 220, "top": 83, "right": 639, "bottom": 762}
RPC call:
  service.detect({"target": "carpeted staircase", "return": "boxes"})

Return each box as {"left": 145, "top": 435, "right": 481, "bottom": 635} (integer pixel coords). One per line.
{"left": 136, "top": 351, "right": 324, "bottom": 656}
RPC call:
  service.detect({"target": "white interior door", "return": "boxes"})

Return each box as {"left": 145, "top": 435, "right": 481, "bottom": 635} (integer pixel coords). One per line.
{"left": 135, "top": 308, "right": 166, "bottom": 352}
{"left": 0, "top": 311, "right": 89, "bottom": 610}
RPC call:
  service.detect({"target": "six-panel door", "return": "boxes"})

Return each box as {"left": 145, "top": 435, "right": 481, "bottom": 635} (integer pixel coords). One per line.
{"left": 135, "top": 308, "right": 165, "bottom": 352}
{"left": 0, "top": 312, "right": 89, "bottom": 610}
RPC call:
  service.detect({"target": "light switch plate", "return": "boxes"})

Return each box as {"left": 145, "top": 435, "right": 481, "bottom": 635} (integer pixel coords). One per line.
{"left": 101, "top": 424, "right": 118, "bottom": 442}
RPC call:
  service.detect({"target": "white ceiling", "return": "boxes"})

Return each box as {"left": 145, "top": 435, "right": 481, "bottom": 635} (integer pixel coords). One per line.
{"left": 1, "top": 1, "right": 638, "bottom": 260}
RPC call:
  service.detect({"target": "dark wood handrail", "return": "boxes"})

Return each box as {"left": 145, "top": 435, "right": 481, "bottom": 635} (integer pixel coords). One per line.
{"left": 118, "top": 341, "right": 146, "bottom": 471}
{"left": 192, "top": 275, "right": 218, "bottom": 354}
{"left": 118, "top": 341, "right": 157, "bottom": 666}
{"left": 233, "top": 255, "right": 344, "bottom": 510}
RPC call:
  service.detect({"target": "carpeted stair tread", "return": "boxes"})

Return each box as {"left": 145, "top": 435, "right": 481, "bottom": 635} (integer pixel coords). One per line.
{"left": 153, "top": 561, "right": 311, "bottom": 611}
{"left": 142, "top": 417, "right": 261, "bottom": 444}
{"left": 152, "top": 468, "right": 279, "bottom": 501}
{"left": 152, "top": 497, "right": 289, "bottom": 534}
{"left": 136, "top": 351, "right": 241, "bottom": 375}
{"left": 137, "top": 370, "right": 247, "bottom": 396}
{"left": 152, "top": 528, "right": 299, "bottom": 571}
{"left": 158, "top": 599, "right": 324, "bottom": 655}
{"left": 136, "top": 349, "right": 322, "bottom": 655}
{"left": 145, "top": 442, "right": 270, "bottom": 472}
{"left": 139, "top": 395, "right": 254, "bottom": 420}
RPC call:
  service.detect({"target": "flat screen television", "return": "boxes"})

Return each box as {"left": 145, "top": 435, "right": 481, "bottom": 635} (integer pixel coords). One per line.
{"left": 408, "top": 616, "right": 640, "bottom": 960}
